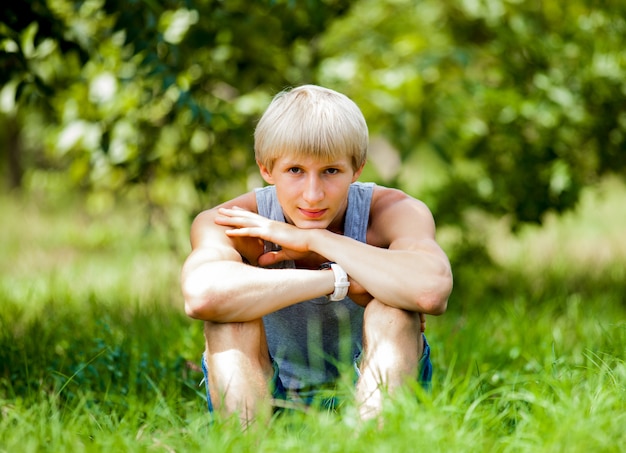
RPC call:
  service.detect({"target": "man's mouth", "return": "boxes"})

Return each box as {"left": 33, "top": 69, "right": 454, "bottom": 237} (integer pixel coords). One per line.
{"left": 299, "top": 208, "right": 327, "bottom": 219}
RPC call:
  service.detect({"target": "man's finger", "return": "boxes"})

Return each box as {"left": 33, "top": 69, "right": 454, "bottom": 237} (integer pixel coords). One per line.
{"left": 257, "top": 250, "right": 285, "bottom": 267}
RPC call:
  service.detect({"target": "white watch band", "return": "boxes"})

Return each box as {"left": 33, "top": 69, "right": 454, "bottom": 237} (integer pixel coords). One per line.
{"left": 327, "top": 262, "right": 350, "bottom": 301}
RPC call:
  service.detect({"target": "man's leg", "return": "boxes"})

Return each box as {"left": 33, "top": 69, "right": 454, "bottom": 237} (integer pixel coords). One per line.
{"left": 203, "top": 319, "right": 274, "bottom": 427}
{"left": 356, "top": 299, "right": 424, "bottom": 421}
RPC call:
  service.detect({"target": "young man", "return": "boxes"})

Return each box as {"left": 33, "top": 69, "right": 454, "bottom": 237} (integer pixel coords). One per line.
{"left": 181, "top": 85, "right": 452, "bottom": 425}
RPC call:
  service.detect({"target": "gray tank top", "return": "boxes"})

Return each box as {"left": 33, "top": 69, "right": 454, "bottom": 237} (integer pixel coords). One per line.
{"left": 255, "top": 182, "right": 375, "bottom": 391}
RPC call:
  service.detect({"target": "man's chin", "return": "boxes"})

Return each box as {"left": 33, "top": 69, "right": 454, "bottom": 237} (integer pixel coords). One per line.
{"left": 293, "top": 219, "right": 329, "bottom": 230}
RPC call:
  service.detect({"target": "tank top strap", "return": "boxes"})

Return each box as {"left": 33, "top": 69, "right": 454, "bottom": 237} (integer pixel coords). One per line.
{"left": 344, "top": 182, "right": 375, "bottom": 243}
{"left": 255, "top": 185, "right": 283, "bottom": 222}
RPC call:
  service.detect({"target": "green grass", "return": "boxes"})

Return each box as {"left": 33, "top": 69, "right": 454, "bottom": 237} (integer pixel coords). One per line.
{"left": 1, "top": 181, "right": 625, "bottom": 452}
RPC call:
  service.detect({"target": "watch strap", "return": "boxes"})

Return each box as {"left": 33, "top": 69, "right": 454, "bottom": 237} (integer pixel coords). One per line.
{"left": 320, "top": 262, "right": 350, "bottom": 301}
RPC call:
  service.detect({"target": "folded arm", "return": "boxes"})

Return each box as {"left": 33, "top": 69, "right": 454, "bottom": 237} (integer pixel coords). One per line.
{"left": 212, "top": 188, "right": 452, "bottom": 315}
{"left": 181, "top": 200, "right": 336, "bottom": 323}
{"left": 308, "top": 192, "right": 451, "bottom": 314}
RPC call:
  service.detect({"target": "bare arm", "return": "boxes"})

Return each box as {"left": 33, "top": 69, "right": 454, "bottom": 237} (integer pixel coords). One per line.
{"left": 181, "top": 195, "right": 336, "bottom": 322}
{"left": 218, "top": 188, "right": 452, "bottom": 315}
{"left": 308, "top": 199, "right": 452, "bottom": 314}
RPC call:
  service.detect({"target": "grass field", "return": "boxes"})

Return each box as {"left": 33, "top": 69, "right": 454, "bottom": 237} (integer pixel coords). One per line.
{"left": 1, "top": 179, "right": 625, "bottom": 452}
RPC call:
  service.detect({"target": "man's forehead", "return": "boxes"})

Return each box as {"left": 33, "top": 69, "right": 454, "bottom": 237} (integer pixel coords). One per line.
{"left": 275, "top": 154, "right": 351, "bottom": 166}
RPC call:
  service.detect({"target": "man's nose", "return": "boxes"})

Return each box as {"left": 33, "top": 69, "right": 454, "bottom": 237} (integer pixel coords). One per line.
{"left": 303, "top": 176, "right": 324, "bottom": 203}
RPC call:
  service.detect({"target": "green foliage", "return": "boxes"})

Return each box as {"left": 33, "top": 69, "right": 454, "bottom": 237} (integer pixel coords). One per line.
{"left": 316, "top": 0, "right": 626, "bottom": 229}
{"left": 0, "top": 0, "right": 354, "bottom": 219}
{"left": 2, "top": 0, "right": 626, "bottom": 241}
{"left": 1, "top": 0, "right": 626, "bottom": 298}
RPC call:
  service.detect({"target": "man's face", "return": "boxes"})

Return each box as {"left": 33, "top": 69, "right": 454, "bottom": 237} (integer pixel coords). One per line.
{"left": 258, "top": 154, "right": 364, "bottom": 230}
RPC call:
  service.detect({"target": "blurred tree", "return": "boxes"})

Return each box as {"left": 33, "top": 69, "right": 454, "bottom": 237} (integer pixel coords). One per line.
{"left": 0, "top": 0, "right": 353, "bottom": 219}
{"left": 317, "top": 0, "right": 626, "bottom": 231}
{"left": 1, "top": 0, "right": 625, "bottom": 248}
{"left": 0, "top": 1, "right": 89, "bottom": 188}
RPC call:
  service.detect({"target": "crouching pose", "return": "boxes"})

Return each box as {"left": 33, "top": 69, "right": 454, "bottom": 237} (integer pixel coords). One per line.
{"left": 181, "top": 85, "right": 452, "bottom": 426}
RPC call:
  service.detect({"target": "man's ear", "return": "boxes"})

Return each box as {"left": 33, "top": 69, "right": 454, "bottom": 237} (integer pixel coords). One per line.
{"left": 351, "top": 161, "right": 366, "bottom": 182}
{"left": 257, "top": 161, "right": 274, "bottom": 184}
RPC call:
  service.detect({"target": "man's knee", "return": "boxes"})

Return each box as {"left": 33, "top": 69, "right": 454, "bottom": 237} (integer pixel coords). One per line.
{"left": 204, "top": 319, "right": 265, "bottom": 341}
{"left": 204, "top": 319, "right": 269, "bottom": 360}
{"left": 363, "top": 300, "right": 422, "bottom": 340}
{"left": 362, "top": 300, "right": 424, "bottom": 367}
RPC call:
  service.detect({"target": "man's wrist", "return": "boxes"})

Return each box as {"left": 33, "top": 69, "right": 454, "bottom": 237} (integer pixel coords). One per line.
{"left": 319, "top": 262, "right": 350, "bottom": 301}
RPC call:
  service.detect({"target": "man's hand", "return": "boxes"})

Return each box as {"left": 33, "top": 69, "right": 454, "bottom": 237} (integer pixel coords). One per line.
{"left": 215, "top": 207, "right": 321, "bottom": 266}
{"left": 347, "top": 278, "right": 373, "bottom": 307}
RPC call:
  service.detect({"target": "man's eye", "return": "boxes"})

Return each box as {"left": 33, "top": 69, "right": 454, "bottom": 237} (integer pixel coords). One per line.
{"left": 325, "top": 168, "right": 339, "bottom": 175}
{"left": 288, "top": 167, "right": 302, "bottom": 174}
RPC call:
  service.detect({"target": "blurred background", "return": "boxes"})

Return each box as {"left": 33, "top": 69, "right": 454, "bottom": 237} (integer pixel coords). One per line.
{"left": 1, "top": 3, "right": 625, "bottom": 448}
{"left": 2, "top": 0, "right": 626, "bottom": 315}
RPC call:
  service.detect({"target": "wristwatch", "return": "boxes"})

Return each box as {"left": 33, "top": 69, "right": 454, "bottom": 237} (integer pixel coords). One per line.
{"left": 319, "top": 262, "right": 350, "bottom": 301}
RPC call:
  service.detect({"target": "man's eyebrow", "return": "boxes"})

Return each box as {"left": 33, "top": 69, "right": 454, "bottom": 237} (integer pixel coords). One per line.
{"left": 320, "top": 160, "right": 350, "bottom": 167}
{"left": 279, "top": 161, "right": 348, "bottom": 167}
{"left": 323, "top": 162, "right": 350, "bottom": 169}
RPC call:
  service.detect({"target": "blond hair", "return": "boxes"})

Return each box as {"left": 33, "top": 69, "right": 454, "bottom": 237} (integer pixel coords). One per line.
{"left": 254, "top": 85, "right": 368, "bottom": 171}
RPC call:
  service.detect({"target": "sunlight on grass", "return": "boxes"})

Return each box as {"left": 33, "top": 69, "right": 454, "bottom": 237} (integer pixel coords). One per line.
{"left": 487, "top": 176, "right": 626, "bottom": 273}
{"left": 0, "top": 193, "right": 184, "bottom": 315}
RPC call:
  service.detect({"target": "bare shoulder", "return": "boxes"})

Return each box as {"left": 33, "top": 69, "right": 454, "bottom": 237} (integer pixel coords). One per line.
{"left": 191, "top": 192, "right": 257, "bottom": 242}
{"left": 368, "top": 185, "right": 436, "bottom": 247}
{"left": 188, "top": 191, "right": 263, "bottom": 264}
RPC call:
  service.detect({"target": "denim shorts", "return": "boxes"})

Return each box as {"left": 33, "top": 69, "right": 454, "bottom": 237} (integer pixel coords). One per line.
{"left": 200, "top": 334, "right": 432, "bottom": 412}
